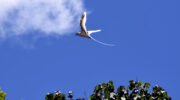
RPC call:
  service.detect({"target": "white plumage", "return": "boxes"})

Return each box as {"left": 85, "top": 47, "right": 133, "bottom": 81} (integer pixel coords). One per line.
{"left": 76, "top": 12, "right": 115, "bottom": 46}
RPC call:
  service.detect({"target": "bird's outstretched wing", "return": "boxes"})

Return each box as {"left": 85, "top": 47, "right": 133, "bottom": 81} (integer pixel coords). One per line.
{"left": 80, "top": 12, "right": 87, "bottom": 33}
{"left": 90, "top": 36, "right": 115, "bottom": 46}
{"left": 88, "top": 30, "right": 101, "bottom": 35}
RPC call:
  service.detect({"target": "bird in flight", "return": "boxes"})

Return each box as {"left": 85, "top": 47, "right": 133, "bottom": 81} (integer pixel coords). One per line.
{"left": 76, "top": 12, "right": 115, "bottom": 46}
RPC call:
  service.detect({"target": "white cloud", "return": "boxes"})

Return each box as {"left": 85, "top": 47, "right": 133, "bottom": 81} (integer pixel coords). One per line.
{"left": 0, "top": 0, "right": 85, "bottom": 38}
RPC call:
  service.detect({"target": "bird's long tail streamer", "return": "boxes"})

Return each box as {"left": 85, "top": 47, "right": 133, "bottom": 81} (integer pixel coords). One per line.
{"left": 90, "top": 36, "right": 115, "bottom": 46}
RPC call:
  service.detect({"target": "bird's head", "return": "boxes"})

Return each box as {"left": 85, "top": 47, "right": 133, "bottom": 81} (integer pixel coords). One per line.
{"left": 75, "top": 32, "right": 80, "bottom": 36}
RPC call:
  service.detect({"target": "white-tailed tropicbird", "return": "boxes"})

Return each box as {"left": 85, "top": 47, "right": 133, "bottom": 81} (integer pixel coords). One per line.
{"left": 76, "top": 12, "right": 115, "bottom": 46}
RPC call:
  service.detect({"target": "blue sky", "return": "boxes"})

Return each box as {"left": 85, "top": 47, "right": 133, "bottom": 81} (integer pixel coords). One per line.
{"left": 0, "top": 0, "right": 180, "bottom": 100}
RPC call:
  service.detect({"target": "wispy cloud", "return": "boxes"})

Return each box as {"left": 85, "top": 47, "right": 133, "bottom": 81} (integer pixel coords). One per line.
{"left": 0, "top": 0, "right": 85, "bottom": 39}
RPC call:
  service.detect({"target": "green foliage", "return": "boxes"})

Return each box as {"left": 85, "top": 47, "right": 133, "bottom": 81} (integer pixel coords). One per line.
{"left": 45, "top": 91, "right": 85, "bottom": 100}
{"left": 90, "top": 80, "right": 116, "bottom": 100}
{"left": 0, "top": 80, "right": 171, "bottom": 100}
{"left": 45, "top": 80, "right": 171, "bottom": 100}
{"left": 89, "top": 80, "right": 171, "bottom": 100}
{"left": 0, "top": 89, "right": 6, "bottom": 100}
{"left": 45, "top": 91, "right": 66, "bottom": 100}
